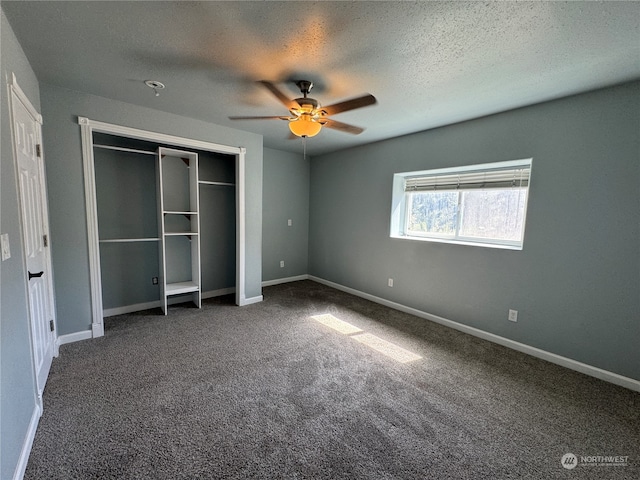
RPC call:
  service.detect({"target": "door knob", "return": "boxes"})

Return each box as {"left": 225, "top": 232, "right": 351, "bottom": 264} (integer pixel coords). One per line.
{"left": 28, "top": 271, "right": 44, "bottom": 280}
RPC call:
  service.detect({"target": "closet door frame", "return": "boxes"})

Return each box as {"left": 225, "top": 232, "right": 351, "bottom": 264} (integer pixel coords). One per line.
{"left": 79, "top": 117, "right": 247, "bottom": 338}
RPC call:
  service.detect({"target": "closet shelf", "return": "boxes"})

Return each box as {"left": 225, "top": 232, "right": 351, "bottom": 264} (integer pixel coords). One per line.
{"left": 163, "top": 210, "right": 198, "bottom": 215}
{"left": 94, "top": 144, "right": 156, "bottom": 156}
{"left": 164, "top": 231, "right": 198, "bottom": 236}
{"left": 99, "top": 238, "right": 159, "bottom": 243}
{"left": 165, "top": 281, "right": 199, "bottom": 296}
{"left": 199, "top": 180, "right": 235, "bottom": 187}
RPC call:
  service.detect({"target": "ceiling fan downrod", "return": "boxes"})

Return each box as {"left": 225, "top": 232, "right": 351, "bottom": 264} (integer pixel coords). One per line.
{"left": 296, "top": 80, "right": 313, "bottom": 98}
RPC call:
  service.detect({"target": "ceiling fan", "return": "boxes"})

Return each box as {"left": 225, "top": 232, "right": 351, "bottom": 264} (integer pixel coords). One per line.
{"left": 229, "top": 80, "right": 377, "bottom": 138}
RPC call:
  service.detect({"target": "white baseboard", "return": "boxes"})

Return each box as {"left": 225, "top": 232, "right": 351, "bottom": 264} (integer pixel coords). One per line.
{"left": 201, "top": 287, "right": 235, "bottom": 299}
{"left": 308, "top": 275, "right": 640, "bottom": 393}
{"left": 262, "top": 274, "right": 310, "bottom": 287}
{"left": 56, "top": 329, "right": 92, "bottom": 347}
{"left": 103, "top": 300, "right": 161, "bottom": 317}
{"left": 91, "top": 322, "right": 104, "bottom": 338}
{"left": 103, "top": 288, "right": 237, "bottom": 317}
{"left": 13, "top": 404, "right": 40, "bottom": 480}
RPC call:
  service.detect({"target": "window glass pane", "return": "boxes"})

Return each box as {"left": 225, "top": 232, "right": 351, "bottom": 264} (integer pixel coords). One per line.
{"left": 407, "top": 191, "right": 458, "bottom": 235}
{"left": 459, "top": 188, "right": 527, "bottom": 241}
{"left": 393, "top": 159, "right": 531, "bottom": 249}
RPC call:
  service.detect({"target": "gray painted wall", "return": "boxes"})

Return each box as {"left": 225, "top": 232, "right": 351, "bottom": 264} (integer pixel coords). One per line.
{"left": 309, "top": 81, "right": 640, "bottom": 381}
{"left": 262, "top": 147, "right": 309, "bottom": 281}
{"left": 0, "top": 8, "right": 40, "bottom": 479}
{"left": 39, "top": 84, "right": 263, "bottom": 335}
{"left": 198, "top": 151, "right": 236, "bottom": 293}
{"left": 95, "top": 146, "right": 159, "bottom": 309}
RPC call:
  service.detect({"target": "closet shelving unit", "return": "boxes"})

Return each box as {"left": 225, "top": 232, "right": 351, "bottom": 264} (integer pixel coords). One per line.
{"left": 92, "top": 133, "right": 237, "bottom": 317}
{"left": 157, "top": 147, "right": 201, "bottom": 314}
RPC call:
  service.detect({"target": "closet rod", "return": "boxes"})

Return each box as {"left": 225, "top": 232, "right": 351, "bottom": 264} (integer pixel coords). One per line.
{"left": 94, "top": 144, "right": 156, "bottom": 156}
{"left": 199, "top": 180, "right": 235, "bottom": 187}
{"left": 99, "top": 238, "right": 159, "bottom": 243}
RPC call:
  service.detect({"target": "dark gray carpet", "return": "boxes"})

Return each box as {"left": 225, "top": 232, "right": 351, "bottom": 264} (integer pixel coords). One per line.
{"left": 25, "top": 280, "right": 638, "bottom": 479}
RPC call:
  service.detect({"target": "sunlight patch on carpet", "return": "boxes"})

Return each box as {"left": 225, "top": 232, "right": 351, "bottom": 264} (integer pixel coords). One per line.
{"left": 351, "top": 333, "right": 422, "bottom": 363}
{"left": 311, "top": 314, "right": 363, "bottom": 335}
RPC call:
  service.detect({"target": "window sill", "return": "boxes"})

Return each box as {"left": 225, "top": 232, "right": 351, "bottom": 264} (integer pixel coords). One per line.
{"left": 390, "top": 233, "right": 523, "bottom": 251}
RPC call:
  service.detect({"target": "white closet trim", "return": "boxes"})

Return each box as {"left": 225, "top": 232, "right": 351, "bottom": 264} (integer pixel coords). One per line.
{"left": 78, "top": 116, "right": 248, "bottom": 338}
{"left": 236, "top": 147, "right": 246, "bottom": 306}
{"left": 9, "top": 73, "right": 42, "bottom": 124}
{"left": 79, "top": 118, "right": 104, "bottom": 337}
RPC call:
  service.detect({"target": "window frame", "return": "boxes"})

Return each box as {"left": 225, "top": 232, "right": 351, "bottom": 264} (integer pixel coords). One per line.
{"left": 390, "top": 159, "right": 532, "bottom": 250}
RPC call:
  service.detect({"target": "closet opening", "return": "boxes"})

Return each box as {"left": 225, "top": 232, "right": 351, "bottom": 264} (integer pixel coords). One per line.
{"left": 80, "top": 117, "right": 247, "bottom": 337}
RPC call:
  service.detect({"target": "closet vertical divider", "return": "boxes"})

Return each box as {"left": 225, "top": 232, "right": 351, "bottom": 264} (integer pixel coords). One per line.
{"left": 156, "top": 150, "right": 166, "bottom": 313}
{"left": 157, "top": 147, "right": 201, "bottom": 314}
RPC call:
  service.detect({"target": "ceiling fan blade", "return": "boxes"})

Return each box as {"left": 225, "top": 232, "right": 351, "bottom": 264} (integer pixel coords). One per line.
{"left": 321, "top": 119, "right": 365, "bottom": 135}
{"left": 259, "top": 80, "right": 300, "bottom": 110}
{"left": 321, "top": 94, "right": 377, "bottom": 116}
{"left": 228, "top": 115, "right": 291, "bottom": 120}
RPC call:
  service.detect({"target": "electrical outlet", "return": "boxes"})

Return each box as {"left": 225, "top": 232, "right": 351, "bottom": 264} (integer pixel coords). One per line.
{"left": 508, "top": 309, "right": 518, "bottom": 322}
{"left": 280, "top": 260, "right": 285, "bottom": 268}
{"left": 388, "top": 278, "right": 394, "bottom": 287}
{"left": 287, "top": 219, "right": 292, "bottom": 226}
{"left": 1, "top": 234, "right": 10, "bottom": 261}
{"left": 152, "top": 277, "right": 158, "bottom": 285}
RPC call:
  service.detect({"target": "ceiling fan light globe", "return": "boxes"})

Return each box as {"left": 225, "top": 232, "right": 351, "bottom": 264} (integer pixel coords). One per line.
{"left": 289, "top": 116, "right": 322, "bottom": 138}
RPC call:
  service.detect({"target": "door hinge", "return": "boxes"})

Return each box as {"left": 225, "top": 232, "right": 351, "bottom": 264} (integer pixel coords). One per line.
{"left": 36, "top": 144, "right": 42, "bottom": 157}
{"left": 49, "top": 319, "right": 55, "bottom": 332}
{"left": 43, "top": 234, "right": 48, "bottom": 247}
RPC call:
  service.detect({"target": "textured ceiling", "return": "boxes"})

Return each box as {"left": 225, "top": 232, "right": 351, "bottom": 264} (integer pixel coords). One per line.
{"left": 3, "top": 1, "right": 639, "bottom": 156}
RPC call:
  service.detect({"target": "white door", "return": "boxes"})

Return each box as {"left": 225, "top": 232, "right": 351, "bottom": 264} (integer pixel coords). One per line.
{"left": 10, "top": 80, "right": 56, "bottom": 402}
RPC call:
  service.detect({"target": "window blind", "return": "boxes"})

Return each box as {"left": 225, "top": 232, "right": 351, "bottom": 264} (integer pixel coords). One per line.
{"left": 404, "top": 166, "right": 530, "bottom": 191}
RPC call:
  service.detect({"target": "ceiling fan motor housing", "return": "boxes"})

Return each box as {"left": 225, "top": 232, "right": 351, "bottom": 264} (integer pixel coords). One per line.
{"left": 293, "top": 97, "right": 319, "bottom": 111}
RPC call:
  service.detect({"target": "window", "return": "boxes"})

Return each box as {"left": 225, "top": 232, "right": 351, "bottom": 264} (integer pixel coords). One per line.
{"left": 390, "top": 159, "right": 532, "bottom": 249}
